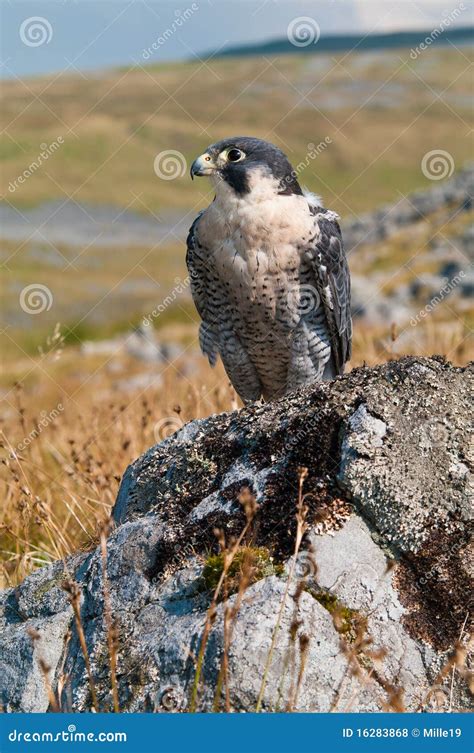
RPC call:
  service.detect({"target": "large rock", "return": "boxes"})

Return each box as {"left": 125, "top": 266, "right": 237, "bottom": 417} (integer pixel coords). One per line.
{"left": 342, "top": 164, "right": 474, "bottom": 252}
{"left": 1, "top": 357, "right": 472, "bottom": 712}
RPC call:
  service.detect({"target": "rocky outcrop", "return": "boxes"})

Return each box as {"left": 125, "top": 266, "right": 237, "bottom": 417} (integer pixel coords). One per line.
{"left": 347, "top": 166, "right": 473, "bottom": 327}
{"left": 343, "top": 165, "right": 473, "bottom": 253}
{"left": 1, "top": 357, "right": 472, "bottom": 713}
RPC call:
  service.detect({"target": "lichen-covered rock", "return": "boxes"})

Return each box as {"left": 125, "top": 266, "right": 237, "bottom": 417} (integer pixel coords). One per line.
{"left": 0, "top": 357, "right": 472, "bottom": 712}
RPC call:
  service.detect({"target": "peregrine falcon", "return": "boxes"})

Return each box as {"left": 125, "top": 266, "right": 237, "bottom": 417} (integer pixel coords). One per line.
{"left": 187, "top": 136, "right": 351, "bottom": 404}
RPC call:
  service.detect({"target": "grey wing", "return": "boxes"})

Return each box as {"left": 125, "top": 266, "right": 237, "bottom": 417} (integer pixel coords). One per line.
{"left": 186, "top": 212, "right": 218, "bottom": 366}
{"left": 308, "top": 208, "right": 352, "bottom": 375}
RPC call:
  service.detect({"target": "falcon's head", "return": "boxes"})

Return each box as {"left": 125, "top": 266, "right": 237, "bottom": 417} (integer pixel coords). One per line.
{"left": 190, "top": 136, "right": 303, "bottom": 197}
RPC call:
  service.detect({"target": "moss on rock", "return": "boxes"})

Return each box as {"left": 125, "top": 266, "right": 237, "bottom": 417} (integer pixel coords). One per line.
{"left": 307, "top": 586, "right": 366, "bottom": 642}
{"left": 201, "top": 546, "right": 284, "bottom": 597}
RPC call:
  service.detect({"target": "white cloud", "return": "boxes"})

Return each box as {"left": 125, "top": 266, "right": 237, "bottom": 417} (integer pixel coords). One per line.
{"left": 353, "top": 0, "right": 473, "bottom": 32}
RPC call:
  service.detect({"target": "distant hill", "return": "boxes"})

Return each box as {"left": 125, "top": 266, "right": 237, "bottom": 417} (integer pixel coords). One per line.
{"left": 214, "top": 26, "right": 474, "bottom": 59}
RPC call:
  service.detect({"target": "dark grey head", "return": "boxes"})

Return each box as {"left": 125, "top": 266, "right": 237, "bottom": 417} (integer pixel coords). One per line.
{"left": 190, "top": 136, "right": 303, "bottom": 196}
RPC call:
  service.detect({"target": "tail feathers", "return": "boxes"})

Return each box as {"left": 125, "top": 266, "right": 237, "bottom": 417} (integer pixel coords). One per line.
{"left": 199, "top": 321, "right": 217, "bottom": 367}
{"left": 322, "top": 355, "right": 338, "bottom": 380}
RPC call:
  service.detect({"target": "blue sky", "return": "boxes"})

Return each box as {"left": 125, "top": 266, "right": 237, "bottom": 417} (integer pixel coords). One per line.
{"left": 1, "top": 0, "right": 473, "bottom": 79}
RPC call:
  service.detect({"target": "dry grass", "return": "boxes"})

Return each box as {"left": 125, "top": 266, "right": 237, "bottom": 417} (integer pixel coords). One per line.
{"left": 1, "top": 313, "right": 472, "bottom": 590}
{"left": 0, "top": 345, "right": 235, "bottom": 588}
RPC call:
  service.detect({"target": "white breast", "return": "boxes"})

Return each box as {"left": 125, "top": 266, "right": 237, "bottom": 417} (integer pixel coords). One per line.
{"left": 198, "top": 172, "right": 318, "bottom": 315}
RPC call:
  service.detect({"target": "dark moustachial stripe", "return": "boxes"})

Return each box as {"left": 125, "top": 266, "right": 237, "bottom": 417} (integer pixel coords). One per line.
{"left": 221, "top": 164, "right": 250, "bottom": 195}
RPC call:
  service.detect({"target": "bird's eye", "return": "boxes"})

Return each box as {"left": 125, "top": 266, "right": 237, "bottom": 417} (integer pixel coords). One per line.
{"left": 226, "top": 148, "right": 244, "bottom": 162}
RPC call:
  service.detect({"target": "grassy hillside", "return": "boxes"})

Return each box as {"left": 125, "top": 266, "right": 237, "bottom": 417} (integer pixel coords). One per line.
{"left": 1, "top": 44, "right": 472, "bottom": 359}
{"left": 1, "top": 46, "right": 472, "bottom": 215}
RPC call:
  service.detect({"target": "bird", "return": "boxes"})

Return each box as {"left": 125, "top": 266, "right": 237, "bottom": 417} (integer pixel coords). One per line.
{"left": 187, "top": 136, "right": 351, "bottom": 404}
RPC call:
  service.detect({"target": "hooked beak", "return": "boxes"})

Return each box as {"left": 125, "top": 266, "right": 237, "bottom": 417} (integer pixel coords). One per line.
{"left": 190, "top": 153, "right": 216, "bottom": 180}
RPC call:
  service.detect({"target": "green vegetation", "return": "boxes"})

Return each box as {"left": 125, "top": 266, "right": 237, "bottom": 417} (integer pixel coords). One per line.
{"left": 308, "top": 586, "right": 365, "bottom": 642}
{"left": 202, "top": 547, "right": 284, "bottom": 596}
{"left": 33, "top": 573, "right": 65, "bottom": 601}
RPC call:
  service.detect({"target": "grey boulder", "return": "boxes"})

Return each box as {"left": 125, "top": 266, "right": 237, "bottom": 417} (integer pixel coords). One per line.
{"left": 0, "top": 357, "right": 472, "bottom": 712}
